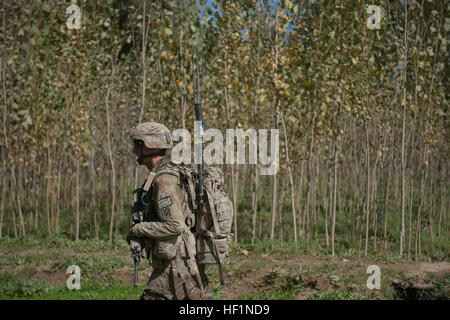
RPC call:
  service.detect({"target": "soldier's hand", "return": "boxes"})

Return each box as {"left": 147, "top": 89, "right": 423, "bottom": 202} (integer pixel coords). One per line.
{"left": 126, "top": 232, "right": 143, "bottom": 253}
{"left": 129, "top": 239, "right": 142, "bottom": 252}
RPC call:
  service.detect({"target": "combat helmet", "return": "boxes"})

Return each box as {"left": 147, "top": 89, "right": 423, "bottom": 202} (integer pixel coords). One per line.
{"left": 130, "top": 122, "right": 173, "bottom": 149}
{"left": 130, "top": 122, "right": 173, "bottom": 164}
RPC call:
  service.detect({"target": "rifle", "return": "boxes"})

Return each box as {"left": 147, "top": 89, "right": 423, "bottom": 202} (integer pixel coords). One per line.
{"left": 132, "top": 248, "right": 142, "bottom": 287}
{"left": 130, "top": 188, "right": 144, "bottom": 287}
{"left": 129, "top": 172, "right": 154, "bottom": 287}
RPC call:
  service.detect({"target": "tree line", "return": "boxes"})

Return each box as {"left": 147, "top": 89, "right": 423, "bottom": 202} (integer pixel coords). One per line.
{"left": 0, "top": 0, "right": 448, "bottom": 260}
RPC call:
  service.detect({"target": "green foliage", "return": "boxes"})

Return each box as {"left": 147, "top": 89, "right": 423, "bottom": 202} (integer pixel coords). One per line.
{"left": 307, "top": 289, "right": 366, "bottom": 300}
{"left": 49, "top": 255, "right": 127, "bottom": 284}
{"left": 210, "top": 282, "right": 224, "bottom": 300}
{"left": 0, "top": 236, "right": 146, "bottom": 300}
{"left": 0, "top": 273, "right": 53, "bottom": 298}
{"left": 0, "top": 0, "right": 447, "bottom": 265}
{"left": 238, "top": 288, "right": 300, "bottom": 300}
{"left": 0, "top": 273, "right": 143, "bottom": 300}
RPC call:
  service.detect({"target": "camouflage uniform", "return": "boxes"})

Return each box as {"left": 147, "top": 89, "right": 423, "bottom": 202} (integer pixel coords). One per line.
{"left": 128, "top": 122, "right": 207, "bottom": 300}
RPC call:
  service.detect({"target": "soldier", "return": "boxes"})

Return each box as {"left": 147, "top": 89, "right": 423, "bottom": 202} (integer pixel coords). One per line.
{"left": 127, "top": 122, "right": 209, "bottom": 300}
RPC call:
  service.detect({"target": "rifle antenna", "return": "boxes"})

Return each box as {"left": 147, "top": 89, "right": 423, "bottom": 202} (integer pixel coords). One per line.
{"left": 192, "top": 54, "right": 196, "bottom": 104}
{"left": 197, "top": 49, "right": 202, "bottom": 104}
{"left": 193, "top": 49, "right": 205, "bottom": 202}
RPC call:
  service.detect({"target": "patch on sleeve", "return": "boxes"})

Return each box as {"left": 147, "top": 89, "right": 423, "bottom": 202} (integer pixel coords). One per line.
{"left": 160, "top": 207, "right": 171, "bottom": 218}
{"left": 158, "top": 196, "right": 173, "bottom": 209}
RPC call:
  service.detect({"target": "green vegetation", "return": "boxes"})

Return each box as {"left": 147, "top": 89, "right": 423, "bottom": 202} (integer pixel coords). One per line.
{"left": 307, "top": 289, "right": 366, "bottom": 300}
{"left": 0, "top": 273, "right": 53, "bottom": 299}
{"left": 0, "top": 0, "right": 447, "bottom": 262}
{"left": 0, "top": 236, "right": 148, "bottom": 300}
{"left": 0, "top": 273, "right": 144, "bottom": 300}
{"left": 0, "top": 0, "right": 448, "bottom": 300}
{"left": 0, "top": 236, "right": 448, "bottom": 300}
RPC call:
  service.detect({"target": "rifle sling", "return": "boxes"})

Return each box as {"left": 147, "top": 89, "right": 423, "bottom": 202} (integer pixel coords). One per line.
{"left": 143, "top": 171, "right": 156, "bottom": 192}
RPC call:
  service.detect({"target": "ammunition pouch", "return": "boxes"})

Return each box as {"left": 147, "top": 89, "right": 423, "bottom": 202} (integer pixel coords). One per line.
{"left": 153, "top": 236, "right": 182, "bottom": 260}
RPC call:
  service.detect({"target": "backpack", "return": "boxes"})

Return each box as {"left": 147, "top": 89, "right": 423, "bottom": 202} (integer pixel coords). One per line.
{"left": 177, "top": 164, "right": 234, "bottom": 285}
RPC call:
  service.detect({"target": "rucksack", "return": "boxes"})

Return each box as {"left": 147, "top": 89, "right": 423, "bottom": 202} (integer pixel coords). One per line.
{"left": 177, "top": 164, "right": 234, "bottom": 285}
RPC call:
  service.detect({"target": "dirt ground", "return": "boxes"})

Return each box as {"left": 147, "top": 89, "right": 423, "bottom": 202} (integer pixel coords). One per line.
{"left": 216, "top": 250, "right": 450, "bottom": 299}
{"left": 107, "top": 250, "right": 450, "bottom": 299}
{"left": 3, "top": 247, "right": 449, "bottom": 299}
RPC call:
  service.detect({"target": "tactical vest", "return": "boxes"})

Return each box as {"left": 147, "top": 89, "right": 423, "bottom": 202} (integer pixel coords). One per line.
{"left": 140, "top": 158, "right": 234, "bottom": 285}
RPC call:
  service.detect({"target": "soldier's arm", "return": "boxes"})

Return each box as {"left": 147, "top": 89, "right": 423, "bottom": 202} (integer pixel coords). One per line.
{"left": 131, "top": 174, "right": 184, "bottom": 239}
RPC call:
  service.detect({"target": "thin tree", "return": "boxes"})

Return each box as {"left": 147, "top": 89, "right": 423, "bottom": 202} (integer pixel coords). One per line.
{"left": 106, "top": 87, "right": 116, "bottom": 243}
{"left": 281, "top": 111, "right": 297, "bottom": 244}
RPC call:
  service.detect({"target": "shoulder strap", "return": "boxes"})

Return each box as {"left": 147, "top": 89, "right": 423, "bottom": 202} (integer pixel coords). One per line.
{"left": 142, "top": 171, "right": 156, "bottom": 192}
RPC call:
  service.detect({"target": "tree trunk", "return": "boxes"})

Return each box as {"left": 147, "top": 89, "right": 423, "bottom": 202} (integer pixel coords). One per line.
{"left": 331, "top": 139, "right": 338, "bottom": 257}
{"left": 428, "top": 174, "right": 434, "bottom": 256}
{"left": 297, "top": 162, "right": 304, "bottom": 237}
{"left": 270, "top": 109, "right": 279, "bottom": 240}
{"left": 134, "top": 1, "right": 152, "bottom": 204}
{"left": 56, "top": 157, "right": 62, "bottom": 233}
{"left": 400, "top": 0, "right": 408, "bottom": 257}
{"left": 280, "top": 112, "right": 297, "bottom": 244}
{"left": 34, "top": 164, "right": 40, "bottom": 230}
{"left": 106, "top": 88, "right": 116, "bottom": 243}
{"left": 46, "top": 136, "right": 52, "bottom": 237}
{"left": 372, "top": 146, "right": 380, "bottom": 252}
{"left": 364, "top": 122, "right": 370, "bottom": 256}
{"left": 0, "top": 158, "right": 5, "bottom": 238}
{"left": 324, "top": 167, "right": 330, "bottom": 248}
{"left": 437, "top": 169, "right": 445, "bottom": 239}
{"left": 11, "top": 175, "right": 17, "bottom": 237}
{"left": 223, "top": 46, "right": 239, "bottom": 245}
{"left": 407, "top": 172, "right": 413, "bottom": 260}
{"left": 415, "top": 152, "right": 428, "bottom": 259}
{"left": 75, "top": 156, "right": 80, "bottom": 241}
{"left": 90, "top": 150, "right": 98, "bottom": 238}
{"left": 251, "top": 164, "right": 259, "bottom": 245}
{"left": 277, "top": 172, "right": 287, "bottom": 242}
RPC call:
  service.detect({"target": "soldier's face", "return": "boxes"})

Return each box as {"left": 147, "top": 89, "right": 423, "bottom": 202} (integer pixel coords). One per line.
{"left": 147, "top": 150, "right": 163, "bottom": 169}
{"left": 132, "top": 144, "right": 163, "bottom": 169}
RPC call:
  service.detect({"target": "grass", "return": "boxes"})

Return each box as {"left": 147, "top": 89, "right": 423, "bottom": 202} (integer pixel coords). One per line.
{"left": 428, "top": 273, "right": 450, "bottom": 300}
{"left": 0, "top": 274, "right": 145, "bottom": 300}
{"left": 307, "top": 289, "right": 366, "bottom": 300}
{"left": 0, "top": 272, "right": 53, "bottom": 299}
{"left": 49, "top": 255, "right": 128, "bottom": 281}
{"left": 231, "top": 235, "right": 448, "bottom": 265}
{"left": 237, "top": 288, "right": 301, "bottom": 300}
{"left": 0, "top": 235, "right": 146, "bottom": 300}
{"left": 0, "top": 235, "right": 448, "bottom": 300}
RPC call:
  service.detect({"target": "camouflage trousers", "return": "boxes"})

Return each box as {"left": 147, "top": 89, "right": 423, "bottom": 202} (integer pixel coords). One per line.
{"left": 140, "top": 255, "right": 211, "bottom": 300}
